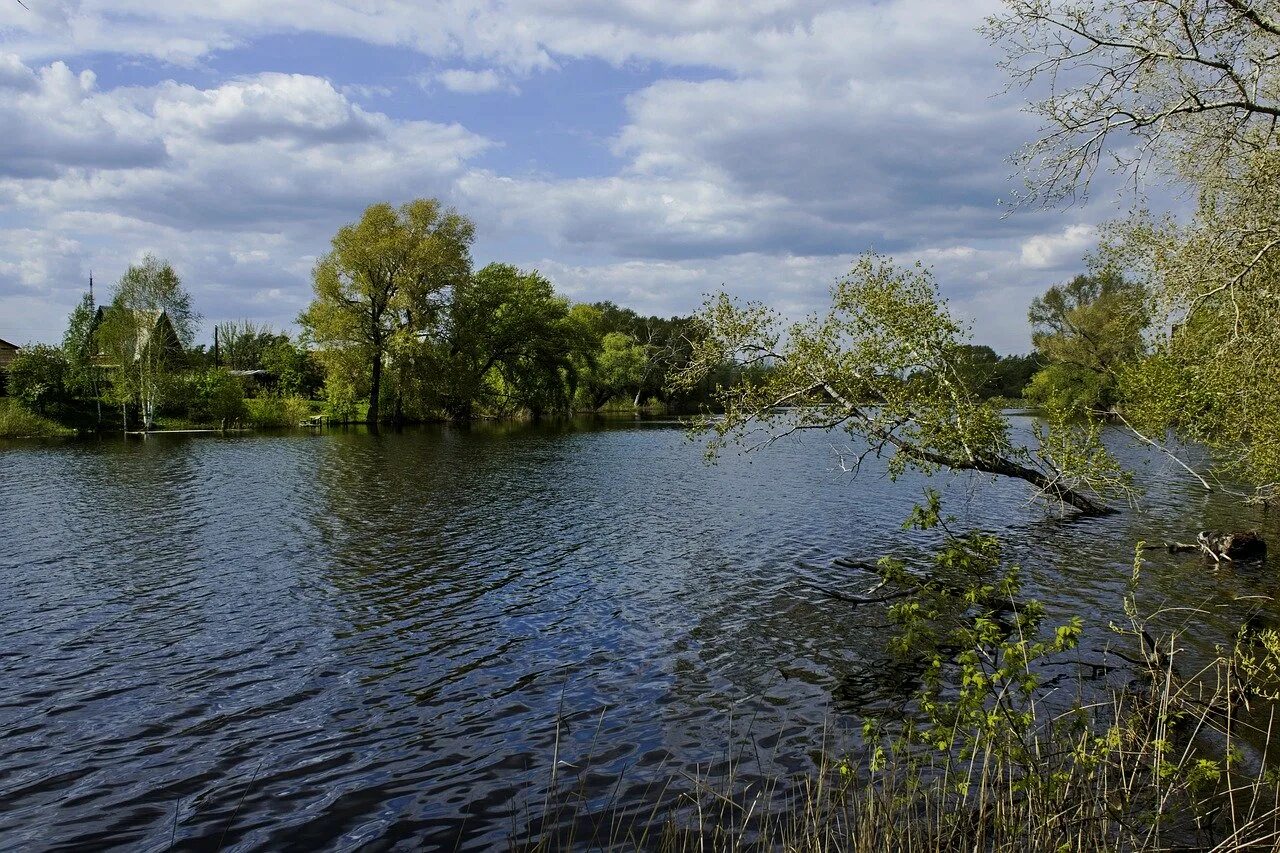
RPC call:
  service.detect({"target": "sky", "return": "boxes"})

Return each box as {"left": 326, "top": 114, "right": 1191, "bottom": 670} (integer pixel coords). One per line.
{"left": 0, "top": 0, "right": 1144, "bottom": 353}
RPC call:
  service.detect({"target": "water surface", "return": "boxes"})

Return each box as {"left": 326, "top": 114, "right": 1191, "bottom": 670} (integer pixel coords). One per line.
{"left": 1, "top": 417, "right": 1275, "bottom": 850}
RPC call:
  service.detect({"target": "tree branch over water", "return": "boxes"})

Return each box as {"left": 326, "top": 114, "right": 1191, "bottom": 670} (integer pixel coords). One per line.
{"left": 675, "top": 254, "right": 1132, "bottom": 516}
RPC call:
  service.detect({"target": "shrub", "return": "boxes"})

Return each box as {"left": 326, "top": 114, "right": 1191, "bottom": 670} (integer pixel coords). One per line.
{"left": 7, "top": 344, "right": 71, "bottom": 419}
{"left": 245, "top": 395, "right": 312, "bottom": 429}
{"left": 0, "top": 398, "right": 70, "bottom": 438}
{"left": 189, "top": 369, "right": 247, "bottom": 427}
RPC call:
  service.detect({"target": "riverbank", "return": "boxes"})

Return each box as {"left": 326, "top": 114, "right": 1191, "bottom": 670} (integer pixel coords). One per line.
{"left": 0, "top": 398, "right": 73, "bottom": 438}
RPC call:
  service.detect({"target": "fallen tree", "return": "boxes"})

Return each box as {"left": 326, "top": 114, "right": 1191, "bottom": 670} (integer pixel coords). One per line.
{"left": 674, "top": 254, "right": 1132, "bottom": 516}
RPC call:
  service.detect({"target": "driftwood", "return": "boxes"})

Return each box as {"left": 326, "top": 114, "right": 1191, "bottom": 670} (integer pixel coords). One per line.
{"left": 1142, "top": 530, "right": 1267, "bottom": 562}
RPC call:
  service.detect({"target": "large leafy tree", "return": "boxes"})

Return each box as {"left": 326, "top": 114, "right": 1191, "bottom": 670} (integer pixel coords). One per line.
{"left": 433, "top": 263, "right": 578, "bottom": 420}
{"left": 300, "top": 199, "right": 474, "bottom": 424}
{"left": 677, "top": 254, "right": 1129, "bottom": 515}
{"left": 96, "top": 256, "right": 197, "bottom": 430}
{"left": 1025, "top": 271, "right": 1147, "bottom": 412}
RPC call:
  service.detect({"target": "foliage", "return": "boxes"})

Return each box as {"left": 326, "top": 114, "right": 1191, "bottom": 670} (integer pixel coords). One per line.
{"left": 984, "top": 0, "right": 1280, "bottom": 204}
{"left": 214, "top": 320, "right": 285, "bottom": 370}
{"left": 579, "top": 331, "right": 648, "bottom": 409}
{"left": 678, "top": 253, "right": 1130, "bottom": 515}
{"left": 96, "top": 255, "right": 197, "bottom": 430}
{"left": 259, "top": 337, "right": 324, "bottom": 398}
{"left": 430, "top": 263, "right": 580, "bottom": 419}
{"left": 1026, "top": 271, "right": 1147, "bottom": 414}
{"left": 244, "top": 395, "right": 314, "bottom": 429}
{"left": 1024, "top": 361, "right": 1109, "bottom": 413}
{"left": 6, "top": 344, "right": 71, "bottom": 419}
{"left": 300, "top": 198, "right": 475, "bottom": 424}
{"left": 188, "top": 369, "right": 247, "bottom": 427}
{"left": 0, "top": 398, "right": 71, "bottom": 438}
{"left": 61, "top": 292, "right": 100, "bottom": 403}
{"left": 1101, "top": 147, "right": 1280, "bottom": 493}
{"left": 953, "top": 345, "right": 1043, "bottom": 401}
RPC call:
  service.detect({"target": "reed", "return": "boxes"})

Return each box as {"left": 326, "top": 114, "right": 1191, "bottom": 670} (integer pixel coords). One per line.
{"left": 517, "top": 540, "right": 1280, "bottom": 851}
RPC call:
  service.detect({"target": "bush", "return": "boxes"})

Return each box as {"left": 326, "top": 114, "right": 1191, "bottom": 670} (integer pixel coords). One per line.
{"left": 189, "top": 369, "right": 247, "bottom": 427}
{"left": 245, "top": 395, "right": 313, "bottom": 429}
{"left": 7, "top": 344, "right": 71, "bottom": 419}
{"left": 1024, "top": 362, "right": 1109, "bottom": 414}
{"left": 0, "top": 398, "right": 70, "bottom": 438}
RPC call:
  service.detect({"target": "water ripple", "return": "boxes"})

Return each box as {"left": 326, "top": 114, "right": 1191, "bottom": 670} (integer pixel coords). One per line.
{"left": 0, "top": 419, "right": 1276, "bottom": 850}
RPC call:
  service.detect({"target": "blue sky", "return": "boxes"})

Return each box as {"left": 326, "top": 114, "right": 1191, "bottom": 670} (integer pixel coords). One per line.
{"left": 0, "top": 0, "right": 1135, "bottom": 352}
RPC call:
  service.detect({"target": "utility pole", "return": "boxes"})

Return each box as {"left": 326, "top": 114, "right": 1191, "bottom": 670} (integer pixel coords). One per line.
{"left": 213, "top": 325, "right": 220, "bottom": 366}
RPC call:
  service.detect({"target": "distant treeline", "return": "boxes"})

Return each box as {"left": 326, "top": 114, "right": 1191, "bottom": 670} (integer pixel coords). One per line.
{"left": 0, "top": 199, "right": 1050, "bottom": 435}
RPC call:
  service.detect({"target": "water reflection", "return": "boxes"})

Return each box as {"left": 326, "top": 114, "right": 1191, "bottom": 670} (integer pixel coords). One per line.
{"left": 0, "top": 417, "right": 1276, "bottom": 849}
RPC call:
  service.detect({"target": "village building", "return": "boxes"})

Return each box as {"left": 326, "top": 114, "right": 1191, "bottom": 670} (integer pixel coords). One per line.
{"left": 0, "top": 338, "right": 19, "bottom": 396}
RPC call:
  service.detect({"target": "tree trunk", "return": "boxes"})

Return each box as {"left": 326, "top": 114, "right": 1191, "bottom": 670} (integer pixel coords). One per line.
{"left": 905, "top": 444, "right": 1116, "bottom": 516}
{"left": 368, "top": 353, "right": 381, "bottom": 425}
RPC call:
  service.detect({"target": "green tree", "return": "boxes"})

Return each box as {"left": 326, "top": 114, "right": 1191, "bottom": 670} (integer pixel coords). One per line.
{"left": 7, "top": 344, "right": 70, "bottom": 419}
{"left": 433, "top": 263, "right": 576, "bottom": 419}
{"left": 95, "top": 256, "right": 196, "bottom": 430}
{"left": 1026, "top": 271, "right": 1146, "bottom": 412}
{"left": 989, "top": 352, "right": 1042, "bottom": 399}
{"left": 215, "top": 320, "right": 284, "bottom": 370}
{"left": 985, "top": 0, "right": 1280, "bottom": 204}
{"left": 677, "top": 254, "right": 1129, "bottom": 515}
{"left": 582, "top": 331, "right": 648, "bottom": 409}
{"left": 300, "top": 199, "right": 475, "bottom": 424}
{"left": 1103, "top": 147, "right": 1280, "bottom": 495}
{"left": 259, "top": 336, "right": 323, "bottom": 398}
{"left": 62, "top": 291, "right": 103, "bottom": 427}
{"left": 189, "top": 369, "right": 247, "bottom": 431}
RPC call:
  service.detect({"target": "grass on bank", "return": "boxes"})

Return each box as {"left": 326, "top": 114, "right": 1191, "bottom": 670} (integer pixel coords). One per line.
{"left": 0, "top": 398, "right": 73, "bottom": 438}
{"left": 243, "top": 396, "right": 318, "bottom": 429}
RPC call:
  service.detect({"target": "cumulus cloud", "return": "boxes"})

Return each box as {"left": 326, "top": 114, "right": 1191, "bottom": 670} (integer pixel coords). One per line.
{"left": 0, "top": 0, "right": 1131, "bottom": 352}
{"left": 1019, "top": 224, "right": 1097, "bottom": 270}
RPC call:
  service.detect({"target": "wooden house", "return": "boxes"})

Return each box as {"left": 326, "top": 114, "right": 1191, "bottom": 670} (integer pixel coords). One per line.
{"left": 91, "top": 306, "right": 185, "bottom": 366}
{"left": 0, "top": 338, "right": 19, "bottom": 395}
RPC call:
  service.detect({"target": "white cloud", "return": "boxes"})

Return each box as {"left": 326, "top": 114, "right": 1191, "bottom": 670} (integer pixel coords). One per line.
{"left": 1019, "top": 224, "right": 1096, "bottom": 269}
{"left": 431, "top": 68, "right": 518, "bottom": 94}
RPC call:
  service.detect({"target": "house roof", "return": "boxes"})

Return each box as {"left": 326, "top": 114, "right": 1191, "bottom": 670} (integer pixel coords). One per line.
{"left": 92, "top": 306, "right": 184, "bottom": 362}
{"left": 0, "top": 339, "right": 18, "bottom": 351}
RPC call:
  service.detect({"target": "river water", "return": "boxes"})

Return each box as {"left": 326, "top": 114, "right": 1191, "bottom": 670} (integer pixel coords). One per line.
{"left": 1, "top": 416, "right": 1276, "bottom": 850}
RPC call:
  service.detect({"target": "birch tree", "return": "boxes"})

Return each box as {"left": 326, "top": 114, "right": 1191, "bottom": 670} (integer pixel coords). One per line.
{"left": 97, "top": 256, "right": 196, "bottom": 430}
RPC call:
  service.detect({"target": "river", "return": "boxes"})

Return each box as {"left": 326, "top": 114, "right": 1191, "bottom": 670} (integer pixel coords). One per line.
{"left": 1, "top": 416, "right": 1276, "bottom": 850}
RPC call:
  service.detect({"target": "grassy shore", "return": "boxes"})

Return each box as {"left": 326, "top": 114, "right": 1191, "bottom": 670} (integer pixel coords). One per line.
{"left": 0, "top": 398, "right": 74, "bottom": 438}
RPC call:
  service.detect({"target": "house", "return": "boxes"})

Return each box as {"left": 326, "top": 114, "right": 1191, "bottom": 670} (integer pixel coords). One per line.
{"left": 0, "top": 338, "right": 19, "bottom": 396}
{"left": 91, "top": 306, "right": 185, "bottom": 366}
{"left": 0, "top": 338, "right": 18, "bottom": 371}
